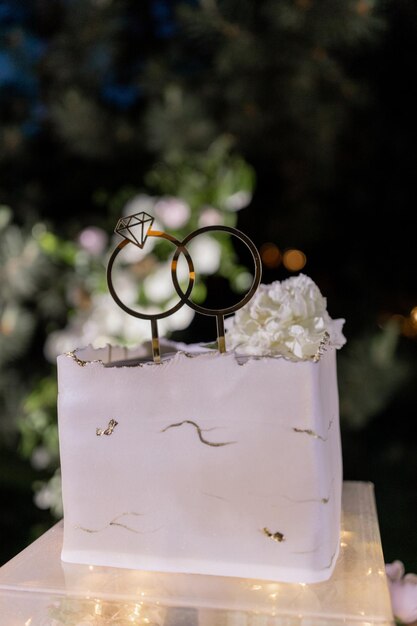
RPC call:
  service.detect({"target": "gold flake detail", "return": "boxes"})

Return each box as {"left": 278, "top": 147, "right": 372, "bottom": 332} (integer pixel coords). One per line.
{"left": 65, "top": 351, "right": 103, "bottom": 367}
{"left": 293, "top": 417, "right": 333, "bottom": 442}
{"left": 96, "top": 419, "right": 118, "bottom": 437}
{"left": 321, "top": 548, "right": 337, "bottom": 570}
{"left": 160, "top": 420, "right": 236, "bottom": 447}
{"left": 75, "top": 512, "right": 161, "bottom": 535}
{"left": 293, "top": 427, "right": 327, "bottom": 441}
{"left": 47, "top": 597, "right": 165, "bottom": 625}
{"left": 263, "top": 527, "right": 285, "bottom": 542}
{"left": 202, "top": 492, "right": 228, "bottom": 501}
{"left": 281, "top": 494, "right": 329, "bottom": 505}
{"left": 313, "top": 331, "right": 330, "bottom": 362}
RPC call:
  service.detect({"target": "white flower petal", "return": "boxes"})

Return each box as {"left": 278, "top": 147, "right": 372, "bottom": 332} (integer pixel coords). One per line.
{"left": 225, "top": 274, "right": 346, "bottom": 360}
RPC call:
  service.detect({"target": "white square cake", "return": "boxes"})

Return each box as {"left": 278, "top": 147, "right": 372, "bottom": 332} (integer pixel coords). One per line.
{"left": 58, "top": 336, "right": 343, "bottom": 584}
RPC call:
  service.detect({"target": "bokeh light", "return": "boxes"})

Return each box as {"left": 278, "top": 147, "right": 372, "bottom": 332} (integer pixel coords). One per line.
{"left": 260, "top": 242, "right": 281, "bottom": 268}
{"left": 283, "top": 249, "right": 307, "bottom": 272}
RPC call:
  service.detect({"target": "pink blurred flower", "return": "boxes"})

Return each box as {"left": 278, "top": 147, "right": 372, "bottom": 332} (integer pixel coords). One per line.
{"left": 154, "top": 197, "right": 190, "bottom": 229}
{"left": 198, "top": 207, "right": 224, "bottom": 227}
{"left": 78, "top": 227, "right": 108, "bottom": 256}
{"left": 386, "top": 561, "right": 417, "bottom": 624}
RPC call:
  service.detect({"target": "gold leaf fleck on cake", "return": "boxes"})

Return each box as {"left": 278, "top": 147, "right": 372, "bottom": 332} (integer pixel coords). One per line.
{"left": 96, "top": 419, "right": 119, "bottom": 436}
{"left": 262, "top": 527, "right": 285, "bottom": 542}
{"left": 313, "top": 331, "right": 330, "bottom": 362}
{"left": 65, "top": 351, "right": 102, "bottom": 367}
{"left": 293, "top": 417, "right": 334, "bottom": 441}
{"left": 321, "top": 548, "right": 338, "bottom": 570}
{"left": 161, "top": 420, "right": 236, "bottom": 447}
{"left": 276, "top": 476, "right": 334, "bottom": 508}
{"left": 65, "top": 351, "right": 89, "bottom": 366}
{"left": 279, "top": 495, "right": 329, "bottom": 505}
{"left": 293, "top": 427, "right": 327, "bottom": 441}
{"left": 202, "top": 491, "right": 228, "bottom": 501}
{"left": 75, "top": 512, "right": 162, "bottom": 535}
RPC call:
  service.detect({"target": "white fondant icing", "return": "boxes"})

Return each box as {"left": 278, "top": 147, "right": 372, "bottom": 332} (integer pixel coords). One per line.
{"left": 57, "top": 344, "right": 342, "bottom": 583}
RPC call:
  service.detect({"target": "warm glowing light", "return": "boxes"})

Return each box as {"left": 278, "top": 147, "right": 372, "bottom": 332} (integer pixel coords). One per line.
{"left": 260, "top": 242, "right": 281, "bottom": 268}
{"left": 299, "top": 582, "right": 306, "bottom": 587}
{"left": 402, "top": 317, "right": 417, "bottom": 338}
{"left": 340, "top": 541, "right": 348, "bottom": 548}
{"left": 391, "top": 314, "right": 405, "bottom": 324}
{"left": 366, "top": 567, "right": 373, "bottom": 576}
{"left": 283, "top": 249, "right": 306, "bottom": 271}
{"left": 341, "top": 530, "right": 353, "bottom": 539}
{"left": 251, "top": 584, "right": 262, "bottom": 591}
{"left": 388, "top": 311, "right": 417, "bottom": 338}
{"left": 356, "top": 0, "right": 371, "bottom": 16}
{"left": 94, "top": 600, "right": 102, "bottom": 616}
{"left": 88, "top": 565, "right": 94, "bottom": 571}
{"left": 25, "top": 620, "right": 32, "bottom": 626}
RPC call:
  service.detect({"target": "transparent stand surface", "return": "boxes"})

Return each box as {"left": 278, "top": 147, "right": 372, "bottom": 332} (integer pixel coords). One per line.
{"left": 0, "top": 481, "right": 394, "bottom": 625}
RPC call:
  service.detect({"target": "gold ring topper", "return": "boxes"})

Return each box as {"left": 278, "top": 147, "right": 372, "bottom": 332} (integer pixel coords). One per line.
{"left": 107, "top": 211, "right": 262, "bottom": 363}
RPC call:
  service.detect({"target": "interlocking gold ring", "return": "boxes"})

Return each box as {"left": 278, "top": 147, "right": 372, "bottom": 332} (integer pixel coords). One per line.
{"left": 107, "top": 230, "right": 195, "bottom": 363}
{"left": 107, "top": 234, "right": 195, "bottom": 321}
{"left": 107, "top": 213, "right": 262, "bottom": 362}
{"left": 170, "top": 226, "right": 262, "bottom": 317}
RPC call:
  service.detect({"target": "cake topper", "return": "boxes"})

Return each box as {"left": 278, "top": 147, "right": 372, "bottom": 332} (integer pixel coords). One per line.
{"left": 107, "top": 211, "right": 262, "bottom": 363}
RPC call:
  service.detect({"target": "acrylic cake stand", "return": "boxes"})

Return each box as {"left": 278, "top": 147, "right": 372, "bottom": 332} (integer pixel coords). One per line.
{"left": 0, "top": 481, "right": 394, "bottom": 625}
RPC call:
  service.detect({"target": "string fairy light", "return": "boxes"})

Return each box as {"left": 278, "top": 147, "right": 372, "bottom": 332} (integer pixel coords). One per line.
{"left": 47, "top": 596, "right": 166, "bottom": 625}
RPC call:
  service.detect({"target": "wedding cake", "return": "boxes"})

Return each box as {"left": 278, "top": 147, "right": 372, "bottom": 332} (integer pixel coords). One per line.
{"left": 57, "top": 267, "right": 346, "bottom": 584}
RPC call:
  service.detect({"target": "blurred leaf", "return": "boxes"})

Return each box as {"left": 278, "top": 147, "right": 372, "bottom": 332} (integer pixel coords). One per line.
{"left": 339, "top": 322, "right": 411, "bottom": 430}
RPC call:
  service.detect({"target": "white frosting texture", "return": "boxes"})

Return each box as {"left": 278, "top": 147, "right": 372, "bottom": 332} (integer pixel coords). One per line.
{"left": 57, "top": 344, "right": 343, "bottom": 583}
{"left": 225, "top": 274, "right": 346, "bottom": 360}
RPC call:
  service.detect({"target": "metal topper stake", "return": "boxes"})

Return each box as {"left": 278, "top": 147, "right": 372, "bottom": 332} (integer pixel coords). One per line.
{"left": 107, "top": 212, "right": 262, "bottom": 363}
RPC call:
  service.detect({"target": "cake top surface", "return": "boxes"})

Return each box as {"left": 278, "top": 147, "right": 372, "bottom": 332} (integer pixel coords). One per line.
{"left": 59, "top": 212, "right": 346, "bottom": 365}
{"left": 62, "top": 272, "right": 345, "bottom": 368}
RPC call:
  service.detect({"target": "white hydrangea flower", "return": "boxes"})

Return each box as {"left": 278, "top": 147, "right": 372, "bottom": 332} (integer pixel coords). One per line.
{"left": 188, "top": 234, "right": 221, "bottom": 274}
{"left": 34, "top": 469, "right": 63, "bottom": 518}
{"left": 225, "top": 274, "right": 346, "bottom": 361}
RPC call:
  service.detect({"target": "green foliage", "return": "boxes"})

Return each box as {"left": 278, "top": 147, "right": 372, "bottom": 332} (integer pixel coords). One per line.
{"left": 19, "top": 377, "right": 59, "bottom": 468}
{"left": 171, "top": 0, "right": 384, "bottom": 176}
{"left": 339, "top": 321, "right": 410, "bottom": 430}
{"left": 0, "top": 208, "right": 64, "bottom": 439}
{"left": 145, "top": 135, "right": 255, "bottom": 220}
{"left": 1, "top": 137, "right": 257, "bottom": 518}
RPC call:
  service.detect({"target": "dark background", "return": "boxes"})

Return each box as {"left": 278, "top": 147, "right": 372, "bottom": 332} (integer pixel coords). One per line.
{"left": 1, "top": 0, "right": 417, "bottom": 574}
